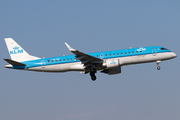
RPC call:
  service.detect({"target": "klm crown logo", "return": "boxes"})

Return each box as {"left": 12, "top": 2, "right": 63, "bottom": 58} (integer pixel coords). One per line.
{"left": 137, "top": 47, "right": 146, "bottom": 51}
{"left": 110, "top": 61, "right": 116, "bottom": 65}
{"left": 13, "top": 46, "right": 19, "bottom": 50}
{"left": 10, "top": 46, "right": 23, "bottom": 54}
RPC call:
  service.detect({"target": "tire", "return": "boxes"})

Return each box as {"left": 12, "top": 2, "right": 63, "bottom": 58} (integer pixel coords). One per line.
{"left": 91, "top": 76, "right": 96, "bottom": 81}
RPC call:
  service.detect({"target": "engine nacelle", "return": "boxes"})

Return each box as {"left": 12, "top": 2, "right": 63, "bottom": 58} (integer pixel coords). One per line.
{"left": 101, "top": 67, "right": 121, "bottom": 75}
{"left": 101, "top": 59, "right": 122, "bottom": 75}
{"left": 103, "top": 59, "right": 120, "bottom": 68}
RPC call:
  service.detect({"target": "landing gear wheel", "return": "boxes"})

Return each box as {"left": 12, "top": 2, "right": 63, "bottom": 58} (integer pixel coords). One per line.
{"left": 91, "top": 76, "right": 97, "bottom": 81}
{"left": 90, "top": 71, "right": 97, "bottom": 81}
{"left": 157, "top": 66, "right": 161, "bottom": 70}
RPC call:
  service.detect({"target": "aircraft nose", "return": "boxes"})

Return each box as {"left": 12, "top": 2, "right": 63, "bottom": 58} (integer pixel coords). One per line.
{"left": 171, "top": 52, "right": 177, "bottom": 58}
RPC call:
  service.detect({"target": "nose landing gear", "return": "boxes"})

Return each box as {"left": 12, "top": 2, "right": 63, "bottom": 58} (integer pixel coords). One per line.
{"left": 156, "top": 60, "right": 161, "bottom": 70}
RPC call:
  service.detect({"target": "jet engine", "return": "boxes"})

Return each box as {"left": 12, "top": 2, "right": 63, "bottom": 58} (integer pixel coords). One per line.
{"left": 101, "top": 67, "right": 121, "bottom": 75}
{"left": 101, "top": 59, "right": 121, "bottom": 75}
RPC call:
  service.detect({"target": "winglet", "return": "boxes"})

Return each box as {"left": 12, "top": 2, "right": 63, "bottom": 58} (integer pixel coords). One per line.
{"left": 65, "top": 42, "right": 76, "bottom": 51}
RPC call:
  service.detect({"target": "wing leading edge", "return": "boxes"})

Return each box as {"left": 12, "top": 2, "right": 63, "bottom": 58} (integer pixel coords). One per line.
{"left": 64, "top": 42, "right": 103, "bottom": 65}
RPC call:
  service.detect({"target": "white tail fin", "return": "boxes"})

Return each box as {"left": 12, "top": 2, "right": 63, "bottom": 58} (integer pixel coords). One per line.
{"left": 4, "top": 38, "right": 40, "bottom": 62}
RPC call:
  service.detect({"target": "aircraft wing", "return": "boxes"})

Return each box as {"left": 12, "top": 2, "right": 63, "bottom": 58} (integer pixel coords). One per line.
{"left": 65, "top": 42, "right": 103, "bottom": 65}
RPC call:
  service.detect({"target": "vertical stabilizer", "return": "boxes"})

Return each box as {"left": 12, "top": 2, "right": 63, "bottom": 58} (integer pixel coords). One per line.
{"left": 4, "top": 38, "right": 40, "bottom": 62}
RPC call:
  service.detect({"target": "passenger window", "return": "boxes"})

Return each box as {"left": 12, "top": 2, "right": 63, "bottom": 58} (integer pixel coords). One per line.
{"left": 52, "top": 60, "right": 54, "bottom": 62}
{"left": 125, "top": 52, "right": 126, "bottom": 54}
{"left": 59, "top": 59, "right": 61, "bottom": 61}
{"left": 136, "top": 51, "right": 138, "bottom": 53}
{"left": 56, "top": 60, "right": 57, "bottom": 62}
{"left": 63, "top": 59, "right": 65, "bottom": 61}
{"left": 97, "top": 55, "right": 99, "bottom": 57}
{"left": 140, "top": 51, "right": 142, "bottom": 52}
{"left": 129, "top": 52, "right": 130, "bottom": 54}
{"left": 67, "top": 59, "right": 69, "bottom": 61}
{"left": 113, "top": 54, "right": 115, "bottom": 55}
{"left": 132, "top": 52, "right": 134, "bottom": 53}
{"left": 117, "top": 53, "right": 119, "bottom": 55}
{"left": 121, "top": 53, "right": 123, "bottom": 55}
{"left": 70, "top": 58, "right": 72, "bottom": 60}
{"left": 48, "top": 60, "right": 50, "bottom": 63}
{"left": 109, "top": 54, "right": 111, "bottom": 56}
{"left": 105, "top": 54, "right": 107, "bottom": 56}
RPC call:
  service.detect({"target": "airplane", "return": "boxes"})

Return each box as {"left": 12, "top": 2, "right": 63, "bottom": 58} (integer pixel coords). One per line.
{"left": 4, "top": 38, "right": 177, "bottom": 81}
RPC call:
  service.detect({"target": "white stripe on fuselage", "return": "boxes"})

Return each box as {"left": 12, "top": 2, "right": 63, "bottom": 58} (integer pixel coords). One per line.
{"left": 26, "top": 52, "right": 174, "bottom": 72}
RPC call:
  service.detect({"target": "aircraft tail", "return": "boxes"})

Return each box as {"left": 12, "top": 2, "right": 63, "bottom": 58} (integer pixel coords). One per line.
{"left": 4, "top": 38, "right": 40, "bottom": 62}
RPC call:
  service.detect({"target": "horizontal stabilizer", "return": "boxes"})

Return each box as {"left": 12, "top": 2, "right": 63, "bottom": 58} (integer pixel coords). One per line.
{"left": 4, "top": 59, "right": 26, "bottom": 66}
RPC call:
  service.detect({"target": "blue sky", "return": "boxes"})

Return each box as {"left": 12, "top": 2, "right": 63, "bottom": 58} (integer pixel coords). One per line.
{"left": 1, "top": 1, "right": 180, "bottom": 120}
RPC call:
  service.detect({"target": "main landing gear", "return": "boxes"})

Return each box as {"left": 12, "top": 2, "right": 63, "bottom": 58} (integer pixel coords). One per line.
{"left": 89, "top": 65, "right": 97, "bottom": 81}
{"left": 90, "top": 71, "right": 96, "bottom": 81}
{"left": 156, "top": 60, "right": 161, "bottom": 70}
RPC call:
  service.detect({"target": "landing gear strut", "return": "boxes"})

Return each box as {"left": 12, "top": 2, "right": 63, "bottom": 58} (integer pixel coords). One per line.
{"left": 156, "top": 60, "right": 161, "bottom": 70}
{"left": 90, "top": 71, "right": 96, "bottom": 81}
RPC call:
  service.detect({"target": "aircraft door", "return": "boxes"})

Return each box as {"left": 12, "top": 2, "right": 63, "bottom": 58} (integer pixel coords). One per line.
{"left": 152, "top": 48, "right": 157, "bottom": 56}
{"left": 41, "top": 60, "right": 46, "bottom": 68}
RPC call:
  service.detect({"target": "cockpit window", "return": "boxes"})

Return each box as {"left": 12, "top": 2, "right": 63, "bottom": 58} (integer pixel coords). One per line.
{"left": 161, "top": 48, "right": 168, "bottom": 50}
